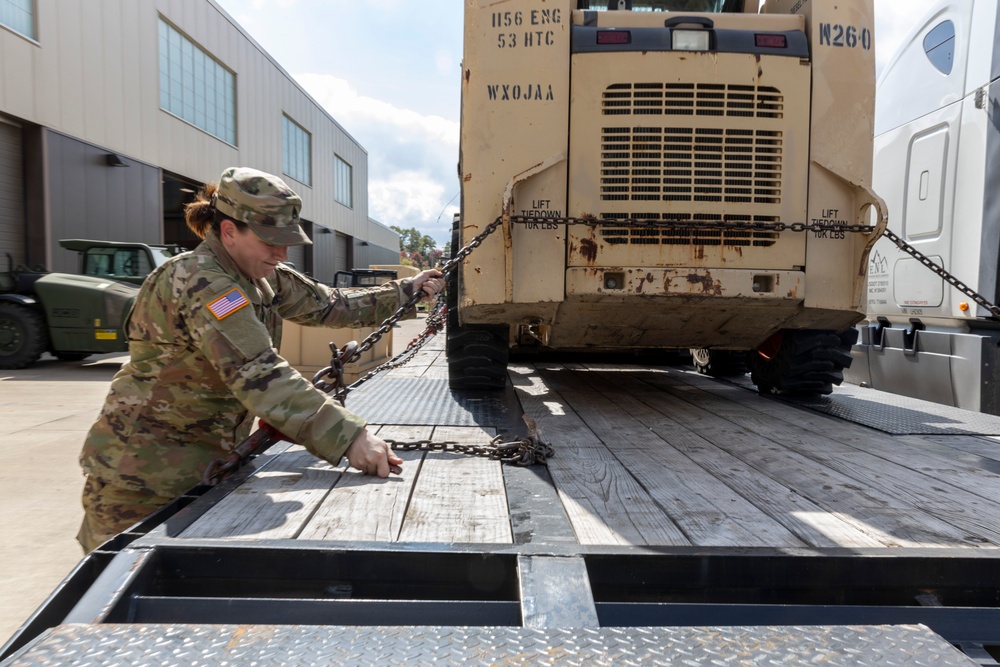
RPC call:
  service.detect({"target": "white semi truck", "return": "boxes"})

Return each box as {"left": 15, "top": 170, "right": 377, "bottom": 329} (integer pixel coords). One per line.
{"left": 847, "top": 0, "right": 1000, "bottom": 414}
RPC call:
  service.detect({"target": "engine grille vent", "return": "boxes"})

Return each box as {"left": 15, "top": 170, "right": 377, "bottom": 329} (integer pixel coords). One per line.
{"left": 602, "top": 82, "right": 784, "bottom": 118}
{"left": 600, "top": 126, "right": 782, "bottom": 205}
{"left": 598, "top": 213, "right": 780, "bottom": 247}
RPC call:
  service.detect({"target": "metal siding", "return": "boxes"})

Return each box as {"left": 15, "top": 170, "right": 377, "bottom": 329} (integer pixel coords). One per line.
{"left": 0, "top": 120, "right": 25, "bottom": 266}
{"left": 367, "top": 244, "right": 402, "bottom": 268}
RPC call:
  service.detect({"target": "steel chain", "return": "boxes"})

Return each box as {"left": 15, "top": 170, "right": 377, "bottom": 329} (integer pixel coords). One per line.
{"left": 310, "top": 216, "right": 505, "bottom": 403}
{"left": 317, "top": 212, "right": 1000, "bottom": 403}
{"left": 880, "top": 227, "right": 1000, "bottom": 319}
{"left": 297, "top": 211, "right": 999, "bottom": 471}
{"left": 385, "top": 433, "right": 555, "bottom": 466}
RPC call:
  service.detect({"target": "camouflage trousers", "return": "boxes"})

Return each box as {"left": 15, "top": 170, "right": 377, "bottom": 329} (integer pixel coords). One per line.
{"left": 77, "top": 475, "right": 174, "bottom": 553}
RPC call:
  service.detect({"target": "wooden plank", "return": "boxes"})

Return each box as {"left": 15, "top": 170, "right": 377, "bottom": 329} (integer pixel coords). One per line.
{"left": 629, "top": 369, "right": 1000, "bottom": 548}
{"left": 382, "top": 344, "right": 447, "bottom": 379}
{"left": 919, "top": 435, "right": 1000, "bottom": 468}
{"left": 544, "top": 366, "right": 884, "bottom": 548}
{"left": 512, "top": 364, "right": 690, "bottom": 546}
{"left": 545, "top": 457, "right": 691, "bottom": 546}
{"left": 659, "top": 371, "right": 1000, "bottom": 539}
{"left": 397, "top": 426, "right": 513, "bottom": 544}
{"left": 579, "top": 366, "right": 972, "bottom": 548}
{"left": 509, "top": 364, "right": 609, "bottom": 455}
{"left": 531, "top": 365, "right": 803, "bottom": 547}
{"left": 296, "top": 425, "right": 430, "bottom": 542}
{"left": 181, "top": 445, "right": 342, "bottom": 540}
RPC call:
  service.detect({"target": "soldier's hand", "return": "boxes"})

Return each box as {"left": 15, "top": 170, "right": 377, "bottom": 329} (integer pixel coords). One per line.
{"left": 411, "top": 269, "right": 444, "bottom": 302}
{"left": 345, "top": 428, "right": 403, "bottom": 477}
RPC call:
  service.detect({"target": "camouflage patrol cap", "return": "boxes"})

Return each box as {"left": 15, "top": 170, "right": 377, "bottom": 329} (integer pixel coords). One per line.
{"left": 214, "top": 167, "right": 312, "bottom": 246}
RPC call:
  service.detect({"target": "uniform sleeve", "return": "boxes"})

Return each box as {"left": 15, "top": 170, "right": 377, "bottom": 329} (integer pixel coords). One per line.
{"left": 183, "top": 270, "right": 365, "bottom": 464}
{"left": 270, "top": 264, "right": 416, "bottom": 328}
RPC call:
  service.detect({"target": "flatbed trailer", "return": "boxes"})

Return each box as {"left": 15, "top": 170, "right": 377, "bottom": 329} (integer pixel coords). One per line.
{"left": 5, "top": 333, "right": 1000, "bottom": 665}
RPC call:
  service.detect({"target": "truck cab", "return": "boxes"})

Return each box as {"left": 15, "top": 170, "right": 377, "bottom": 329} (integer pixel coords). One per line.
{"left": 59, "top": 239, "right": 184, "bottom": 286}
{"left": 847, "top": 0, "right": 1000, "bottom": 414}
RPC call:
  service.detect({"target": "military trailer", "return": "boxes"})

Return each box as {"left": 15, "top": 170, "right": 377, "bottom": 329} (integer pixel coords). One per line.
{"left": 449, "top": 0, "right": 886, "bottom": 394}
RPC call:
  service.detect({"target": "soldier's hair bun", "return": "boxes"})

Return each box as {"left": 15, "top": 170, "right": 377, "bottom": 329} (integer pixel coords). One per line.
{"left": 184, "top": 183, "right": 219, "bottom": 240}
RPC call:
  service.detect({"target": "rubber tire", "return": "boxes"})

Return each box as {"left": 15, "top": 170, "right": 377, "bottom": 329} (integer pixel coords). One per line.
{"left": 690, "top": 348, "right": 748, "bottom": 377}
{"left": 747, "top": 328, "right": 858, "bottom": 396}
{"left": 0, "top": 302, "right": 49, "bottom": 370}
{"left": 445, "top": 218, "right": 510, "bottom": 390}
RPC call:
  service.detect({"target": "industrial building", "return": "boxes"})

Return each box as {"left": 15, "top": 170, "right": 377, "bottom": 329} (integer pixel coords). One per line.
{"left": 0, "top": 0, "right": 400, "bottom": 283}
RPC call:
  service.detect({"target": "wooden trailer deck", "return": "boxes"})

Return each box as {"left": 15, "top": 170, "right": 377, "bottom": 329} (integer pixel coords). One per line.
{"left": 8, "top": 332, "right": 1000, "bottom": 666}
{"left": 177, "top": 334, "right": 1000, "bottom": 551}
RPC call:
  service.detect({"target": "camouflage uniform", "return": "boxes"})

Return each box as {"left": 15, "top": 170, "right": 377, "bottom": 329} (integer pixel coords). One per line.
{"left": 78, "top": 168, "right": 415, "bottom": 551}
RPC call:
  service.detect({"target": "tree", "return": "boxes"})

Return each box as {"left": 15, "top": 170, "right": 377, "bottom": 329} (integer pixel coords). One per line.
{"left": 391, "top": 225, "right": 438, "bottom": 269}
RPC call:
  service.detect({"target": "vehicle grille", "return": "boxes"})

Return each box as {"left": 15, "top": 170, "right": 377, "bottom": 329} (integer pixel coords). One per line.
{"left": 598, "top": 213, "right": 780, "bottom": 247}
{"left": 602, "top": 82, "right": 784, "bottom": 118}
{"left": 599, "top": 125, "right": 782, "bottom": 205}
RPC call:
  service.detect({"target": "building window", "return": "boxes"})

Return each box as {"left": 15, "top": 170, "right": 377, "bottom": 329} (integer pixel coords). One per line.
{"left": 158, "top": 18, "right": 236, "bottom": 145}
{"left": 0, "top": 0, "right": 35, "bottom": 39}
{"left": 335, "top": 155, "right": 353, "bottom": 208}
{"left": 283, "top": 115, "right": 312, "bottom": 186}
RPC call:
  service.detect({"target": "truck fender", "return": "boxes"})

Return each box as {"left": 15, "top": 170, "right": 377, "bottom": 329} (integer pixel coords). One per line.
{"left": 0, "top": 293, "right": 39, "bottom": 307}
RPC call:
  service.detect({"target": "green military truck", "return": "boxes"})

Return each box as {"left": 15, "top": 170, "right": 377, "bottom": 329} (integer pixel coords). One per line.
{"left": 58, "top": 239, "right": 184, "bottom": 287}
{"left": 0, "top": 241, "right": 182, "bottom": 369}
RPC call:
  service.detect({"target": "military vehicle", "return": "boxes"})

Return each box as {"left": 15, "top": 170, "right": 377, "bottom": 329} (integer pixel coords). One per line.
{"left": 0, "top": 238, "right": 181, "bottom": 369}
{"left": 331, "top": 268, "right": 399, "bottom": 289}
{"left": 449, "top": 0, "right": 886, "bottom": 395}
{"left": 58, "top": 239, "right": 184, "bottom": 287}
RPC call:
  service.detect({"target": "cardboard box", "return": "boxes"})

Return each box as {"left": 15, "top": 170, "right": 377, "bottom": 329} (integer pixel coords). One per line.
{"left": 279, "top": 321, "right": 392, "bottom": 385}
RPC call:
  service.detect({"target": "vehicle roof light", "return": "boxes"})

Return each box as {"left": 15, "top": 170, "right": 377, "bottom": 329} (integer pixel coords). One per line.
{"left": 597, "top": 30, "right": 631, "bottom": 45}
{"left": 672, "top": 29, "right": 710, "bottom": 52}
{"left": 755, "top": 33, "right": 788, "bottom": 49}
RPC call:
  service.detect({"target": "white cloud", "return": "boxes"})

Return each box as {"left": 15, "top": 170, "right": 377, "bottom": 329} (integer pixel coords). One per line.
{"left": 295, "top": 73, "right": 460, "bottom": 245}
{"left": 251, "top": 0, "right": 298, "bottom": 8}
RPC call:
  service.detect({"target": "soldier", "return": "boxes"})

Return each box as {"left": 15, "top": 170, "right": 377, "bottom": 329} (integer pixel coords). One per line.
{"left": 77, "top": 167, "right": 444, "bottom": 552}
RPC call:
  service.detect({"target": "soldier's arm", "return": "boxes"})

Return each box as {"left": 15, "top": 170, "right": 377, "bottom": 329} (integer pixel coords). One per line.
{"left": 270, "top": 265, "right": 416, "bottom": 328}
{"left": 186, "top": 274, "right": 365, "bottom": 465}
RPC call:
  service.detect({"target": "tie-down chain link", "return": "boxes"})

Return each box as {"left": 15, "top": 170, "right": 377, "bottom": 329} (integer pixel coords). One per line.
{"left": 209, "top": 213, "right": 1000, "bottom": 483}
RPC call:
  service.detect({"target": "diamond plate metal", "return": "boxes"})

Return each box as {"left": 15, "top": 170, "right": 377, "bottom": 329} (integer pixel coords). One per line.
{"left": 729, "top": 374, "right": 1000, "bottom": 435}
{"left": 347, "top": 377, "right": 515, "bottom": 427}
{"left": 2, "top": 624, "right": 978, "bottom": 666}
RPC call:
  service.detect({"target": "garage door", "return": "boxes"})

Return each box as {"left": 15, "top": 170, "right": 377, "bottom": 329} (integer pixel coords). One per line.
{"left": 286, "top": 242, "right": 305, "bottom": 272}
{"left": 334, "top": 232, "right": 349, "bottom": 272}
{"left": 0, "top": 119, "right": 25, "bottom": 267}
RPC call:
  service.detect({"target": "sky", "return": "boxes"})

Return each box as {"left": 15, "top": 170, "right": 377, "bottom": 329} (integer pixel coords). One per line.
{"left": 213, "top": 0, "right": 936, "bottom": 249}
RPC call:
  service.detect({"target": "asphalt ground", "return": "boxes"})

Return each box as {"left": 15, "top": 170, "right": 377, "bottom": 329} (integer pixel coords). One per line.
{"left": 0, "top": 314, "right": 429, "bottom": 645}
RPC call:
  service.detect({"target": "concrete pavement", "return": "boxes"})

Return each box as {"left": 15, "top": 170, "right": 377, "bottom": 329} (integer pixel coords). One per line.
{"left": 0, "top": 352, "right": 125, "bottom": 645}
{"left": 0, "top": 314, "right": 430, "bottom": 645}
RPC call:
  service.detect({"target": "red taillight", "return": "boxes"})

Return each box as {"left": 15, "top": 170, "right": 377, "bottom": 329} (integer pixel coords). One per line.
{"left": 755, "top": 33, "right": 788, "bottom": 49}
{"left": 597, "top": 30, "right": 631, "bottom": 45}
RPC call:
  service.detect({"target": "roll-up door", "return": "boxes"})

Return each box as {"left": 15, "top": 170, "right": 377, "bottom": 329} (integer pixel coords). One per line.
{"left": 286, "top": 243, "right": 305, "bottom": 272}
{"left": 334, "top": 232, "right": 349, "bottom": 272}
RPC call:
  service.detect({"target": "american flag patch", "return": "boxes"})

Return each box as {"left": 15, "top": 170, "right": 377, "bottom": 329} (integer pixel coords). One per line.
{"left": 207, "top": 288, "right": 249, "bottom": 320}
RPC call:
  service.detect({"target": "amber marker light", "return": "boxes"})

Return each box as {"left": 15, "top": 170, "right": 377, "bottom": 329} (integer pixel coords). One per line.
{"left": 959, "top": 302, "right": 970, "bottom": 312}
